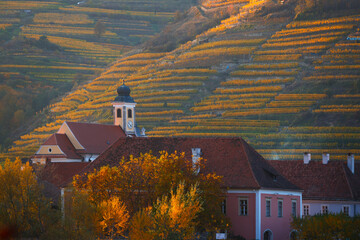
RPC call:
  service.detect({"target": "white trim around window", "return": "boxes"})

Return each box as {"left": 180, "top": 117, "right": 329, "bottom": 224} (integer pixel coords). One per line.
{"left": 238, "top": 197, "right": 248, "bottom": 216}
{"left": 321, "top": 204, "right": 329, "bottom": 214}
{"left": 292, "top": 199, "right": 297, "bottom": 217}
{"left": 303, "top": 204, "right": 310, "bottom": 216}
{"left": 278, "top": 199, "right": 283, "bottom": 217}
{"left": 266, "top": 198, "right": 271, "bottom": 217}
{"left": 342, "top": 205, "right": 350, "bottom": 216}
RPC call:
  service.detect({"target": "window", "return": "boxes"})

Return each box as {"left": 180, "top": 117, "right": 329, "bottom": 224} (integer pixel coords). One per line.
{"left": 342, "top": 206, "right": 350, "bottom": 216}
{"left": 278, "top": 200, "right": 283, "bottom": 217}
{"left": 128, "top": 109, "right": 132, "bottom": 118}
{"left": 221, "top": 200, "right": 226, "bottom": 215}
{"left": 48, "top": 148, "right": 52, "bottom": 153}
{"left": 321, "top": 205, "right": 329, "bottom": 214}
{"left": 266, "top": 198, "right": 271, "bottom": 217}
{"left": 264, "top": 230, "right": 273, "bottom": 240}
{"left": 292, "top": 200, "right": 297, "bottom": 217}
{"left": 303, "top": 205, "right": 310, "bottom": 216}
{"left": 238, "top": 198, "right": 248, "bottom": 216}
{"left": 117, "top": 109, "right": 121, "bottom": 118}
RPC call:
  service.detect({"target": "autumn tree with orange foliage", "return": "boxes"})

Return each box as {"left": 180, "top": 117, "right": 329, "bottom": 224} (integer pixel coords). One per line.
{"left": 99, "top": 197, "right": 129, "bottom": 239}
{"left": 73, "top": 151, "right": 229, "bottom": 236}
{"left": 129, "top": 182, "right": 202, "bottom": 240}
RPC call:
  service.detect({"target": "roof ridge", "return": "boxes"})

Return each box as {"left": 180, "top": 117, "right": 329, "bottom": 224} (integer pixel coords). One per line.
{"left": 63, "top": 121, "right": 86, "bottom": 150}
{"left": 340, "top": 162, "right": 355, "bottom": 200}
{"left": 66, "top": 121, "right": 116, "bottom": 127}
{"left": 53, "top": 133, "right": 62, "bottom": 145}
{"left": 237, "top": 138, "right": 260, "bottom": 188}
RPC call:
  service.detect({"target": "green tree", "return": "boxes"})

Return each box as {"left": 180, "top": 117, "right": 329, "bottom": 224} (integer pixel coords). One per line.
{"left": 94, "top": 21, "right": 106, "bottom": 38}
{"left": 292, "top": 213, "right": 360, "bottom": 239}
{"left": 67, "top": 190, "right": 98, "bottom": 240}
{"left": 0, "top": 159, "right": 61, "bottom": 238}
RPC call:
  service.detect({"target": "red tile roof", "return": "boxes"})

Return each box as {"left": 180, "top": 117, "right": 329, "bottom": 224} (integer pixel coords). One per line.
{"left": 270, "top": 160, "right": 360, "bottom": 201}
{"left": 41, "top": 162, "right": 90, "bottom": 188}
{"left": 41, "top": 133, "right": 82, "bottom": 159}
{"left": 81, "top": 137, "right": 300, "bottom": 191}
{"left": 62, "top": 121, "right": 126, "bottom": 154}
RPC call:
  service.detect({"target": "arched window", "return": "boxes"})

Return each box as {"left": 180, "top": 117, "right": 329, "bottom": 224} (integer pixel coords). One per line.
{"left": 128, "top": 109, "right": 132, "bottom": 118}
{"left": 290, "top": 230, "right": 298, "bottom": 240}
{"left": 117, "top": 109, "right": 121, "bottom": 118}
{"left": 264, "top": 230, "right": 273, "bottom": 240}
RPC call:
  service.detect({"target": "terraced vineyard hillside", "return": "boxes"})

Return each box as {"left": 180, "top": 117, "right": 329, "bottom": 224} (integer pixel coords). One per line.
{"left": 0, "top": 0, "right": 194, "bottom": 149}
{"left": 2, "top": 0, "right": 360, "bottom": 162}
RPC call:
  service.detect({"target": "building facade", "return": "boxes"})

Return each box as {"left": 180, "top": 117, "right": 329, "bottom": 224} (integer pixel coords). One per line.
{"left": 271, "top": 153, "right": 360, "bottom": 219}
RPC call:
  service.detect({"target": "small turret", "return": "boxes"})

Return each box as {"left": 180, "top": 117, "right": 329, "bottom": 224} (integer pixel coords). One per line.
{"left": 114, "top": 83, "right": 135, "bottom": 103}
{"left": 112, "top": 81, "right": 136, "bottom": 135}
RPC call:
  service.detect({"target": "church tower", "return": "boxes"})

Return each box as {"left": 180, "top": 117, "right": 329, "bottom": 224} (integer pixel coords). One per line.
{"left": 112, "top": 82, "right": 136, "bottom": 135}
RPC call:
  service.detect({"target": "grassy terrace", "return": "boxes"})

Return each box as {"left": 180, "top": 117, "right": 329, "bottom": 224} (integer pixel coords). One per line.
{"left": 147, "top": 14, "right": 360, "bottom": 161}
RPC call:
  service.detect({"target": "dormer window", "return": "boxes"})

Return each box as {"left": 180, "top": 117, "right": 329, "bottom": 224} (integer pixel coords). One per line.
{"left": 48, "top": 148, "right": 52, "bottom": 153}
{"left": 128, "top": 109, "right": 132, "bottom": 118}
{"left": 117, "top": 109, "right": 122, "bottom": 118}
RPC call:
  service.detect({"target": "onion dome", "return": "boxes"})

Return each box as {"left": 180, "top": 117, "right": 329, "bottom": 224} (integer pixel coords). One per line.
{"left": 114, "top": 82, "right": 135, "bottom": 103}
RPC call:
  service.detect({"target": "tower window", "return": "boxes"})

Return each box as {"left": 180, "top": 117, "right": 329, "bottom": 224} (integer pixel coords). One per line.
{"left": 117, "top": 109, "right": 122, "bottom": 118}
{"left": 128, "top": 109, "right": 132, "bottom": 118}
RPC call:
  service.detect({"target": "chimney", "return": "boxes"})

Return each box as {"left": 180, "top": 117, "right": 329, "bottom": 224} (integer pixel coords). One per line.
{"left": 304, "top": 152, "right": 311, "bottom": 164}
{"left": 141, "top": 127, "right": 146, "bottom": 137}
{"left": 322, "top": 153, "right": 330, "bottom": 164}
{"left": 347, "top": 153, "right": 355, "bottom": 174}
{"left": 191, "top": 148, "right": 201, "bottom": 174}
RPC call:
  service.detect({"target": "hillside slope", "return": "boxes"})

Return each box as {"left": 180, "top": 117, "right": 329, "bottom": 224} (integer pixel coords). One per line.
{"left": 0, "top": 0, "right": 194, "bottom": 150}
{"left": 2, "top": 0, "right": 360, "bottom": 161}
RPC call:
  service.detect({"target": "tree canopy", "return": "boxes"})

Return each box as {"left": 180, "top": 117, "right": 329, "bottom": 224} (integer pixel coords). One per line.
{"left": 292, "top": 213, "right": 360, "bottom": 239}
{"left": 73, "top": 150, "right": 229, "bottom": 237}
{"left": 0, "top": 159, "right": 62, "bottom": 238}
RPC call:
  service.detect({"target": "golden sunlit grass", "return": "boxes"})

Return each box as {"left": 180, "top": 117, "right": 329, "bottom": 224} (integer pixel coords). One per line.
{"left": 33, "top": 13, "right": 93, "bottom": 24}
{"left": 0, "top": 1, "right": 59, "bottom": 10}
{"left": 0, "top": 23, "right": 12, "bottom": 29}
{"left": 22, "top": 25, "right": 116, "bottom": 37}
{"left": 59, "top": 6, "right": 174, "bottom": 17}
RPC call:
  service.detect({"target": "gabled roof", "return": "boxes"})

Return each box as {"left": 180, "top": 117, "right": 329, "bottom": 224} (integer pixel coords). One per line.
{"left": 59, "top": 121, "right": 126, "bottom": 154}
{"left": 81, "top": 137, "right": 300, "bottom": 191}
{"left": 40, "top": 162, "right": 90, "bottom": 188}
{"left": 40, "top": 133, "right": 82, "bottom": 159}
{"left": 270, "top": 160, "right": 360, "bottom": 201}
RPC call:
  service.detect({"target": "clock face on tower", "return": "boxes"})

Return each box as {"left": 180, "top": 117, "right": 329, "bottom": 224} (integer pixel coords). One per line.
{"left": 127, "top": 120, "right": 133, "bottom": 129}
